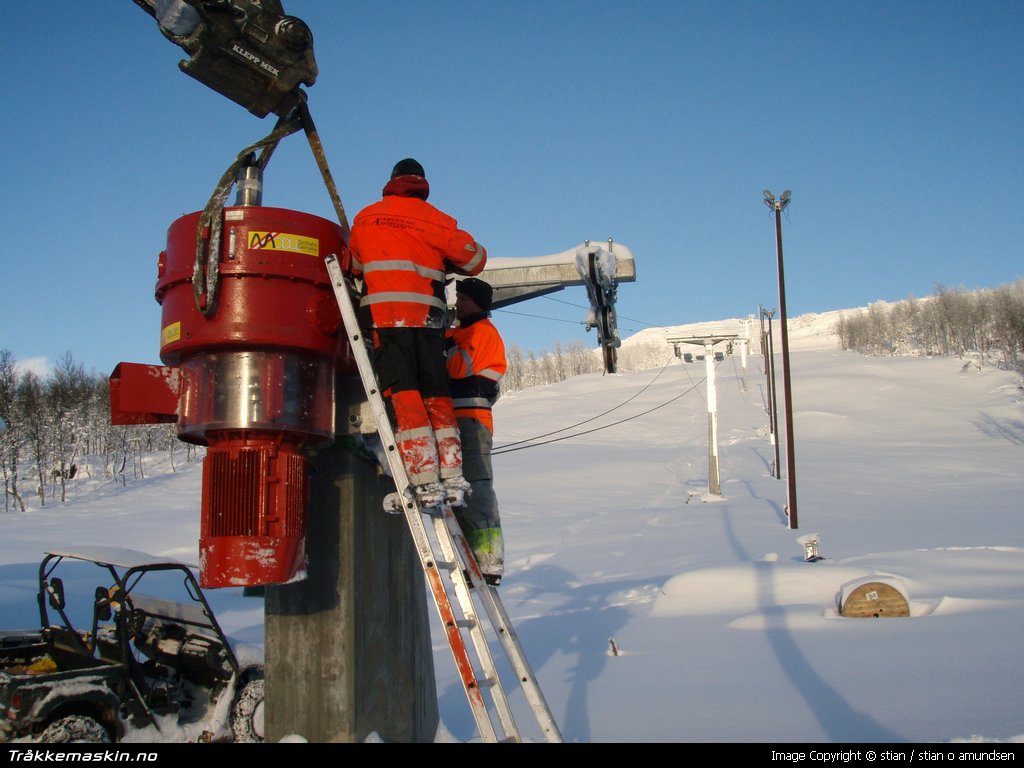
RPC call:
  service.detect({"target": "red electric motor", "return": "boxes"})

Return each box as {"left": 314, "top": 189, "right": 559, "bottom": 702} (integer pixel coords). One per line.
{"left": 153, "top": 205, "right": 350, "bottom": 588}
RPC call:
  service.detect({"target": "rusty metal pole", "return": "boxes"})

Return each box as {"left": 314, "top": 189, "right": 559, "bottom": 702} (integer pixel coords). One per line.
{"left": 765, "top": 190, "right": 799, "bottom": 529}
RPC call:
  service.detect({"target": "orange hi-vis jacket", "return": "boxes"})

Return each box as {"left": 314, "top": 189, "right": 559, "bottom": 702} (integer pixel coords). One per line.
{"left": 446, "top": 316, "right": 507, "bottom": 433}
{"left": 349, "top": 194, "right": 487, "bottom": 328}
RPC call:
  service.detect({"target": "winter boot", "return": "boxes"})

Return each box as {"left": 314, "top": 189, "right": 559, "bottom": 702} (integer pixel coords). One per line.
{"left": 443, "top": 475, "right": 472, "bottom": 507}
{"left": 462, "top": 568, "right": 502, "bottom": 589}
{"left": 414, "top": 481, "right": 446, "bottom": 513}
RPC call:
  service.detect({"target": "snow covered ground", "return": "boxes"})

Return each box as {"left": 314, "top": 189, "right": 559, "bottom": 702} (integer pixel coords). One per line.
{"left": 2, "top": 311, "right": 1023, "bottom": 744}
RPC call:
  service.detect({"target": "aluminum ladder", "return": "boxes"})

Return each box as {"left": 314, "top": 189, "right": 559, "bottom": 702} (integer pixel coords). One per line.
{"left": 325, "top": 254, "right": 563, "bottom": 743}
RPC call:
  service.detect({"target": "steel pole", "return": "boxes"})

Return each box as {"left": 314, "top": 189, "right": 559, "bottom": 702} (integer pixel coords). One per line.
{"left": 773, "top": 204, "right": 799, "bottom": 529}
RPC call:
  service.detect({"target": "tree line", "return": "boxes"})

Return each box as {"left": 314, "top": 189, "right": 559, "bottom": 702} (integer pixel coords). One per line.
{"left": 503, "top": 339, "right": 610, "bottom": 391}
{"left": 9, "top": 280, "right": 1017, "bottom": 511}
{"left": 0, "top": 336, "right": 653, "bottom": 512}
{"left": 834, "top": 280, "right": 1024, "bottom": 370}
{"left": 0, "top": 350, "right": 191, "bottom": 512}
{"left": 0, "top": 340, "right": 613, "bottom": 513}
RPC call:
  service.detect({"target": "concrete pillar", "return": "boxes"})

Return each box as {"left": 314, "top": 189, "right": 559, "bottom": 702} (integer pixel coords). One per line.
{"left": 264, "top": 373, "right": 439, "bottom": 743}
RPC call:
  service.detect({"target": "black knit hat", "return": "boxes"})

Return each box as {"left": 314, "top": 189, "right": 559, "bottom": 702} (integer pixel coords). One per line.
{"left": 457, "top": 278, "right": 493, "bottom": 311}
{"left": 391, "top": 158, "right": 425, "bottom": 178}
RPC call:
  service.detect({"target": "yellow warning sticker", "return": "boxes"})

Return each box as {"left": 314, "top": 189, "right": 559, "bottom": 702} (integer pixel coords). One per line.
{"left": 247, "top": 231, "right": 320, "bottom": 256}
{"left": 161, "top": 321, "right": 181, "bottom": 347}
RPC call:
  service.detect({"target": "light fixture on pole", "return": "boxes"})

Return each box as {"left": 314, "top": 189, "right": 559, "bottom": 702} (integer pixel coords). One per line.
{"left": 763, "top": 189, "right": 798, "bottom": 529}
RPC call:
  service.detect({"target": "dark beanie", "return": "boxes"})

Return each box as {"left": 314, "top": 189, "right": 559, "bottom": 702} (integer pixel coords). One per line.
{"left": 391, "top": 158, "right": 425, "bottom": 178}
{"left": 457, "top": 278, "right": 493, "bottom": 311}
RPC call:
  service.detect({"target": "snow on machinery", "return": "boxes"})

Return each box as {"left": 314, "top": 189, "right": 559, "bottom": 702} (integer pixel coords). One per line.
{"left": 477, "top": 239, "right": 635, "bottom": 374}
{"left": 0, "top": 548, "right": 264, "bottom": 743}
{"left": 578, "top": 239, "right": 627, "bottom": 374}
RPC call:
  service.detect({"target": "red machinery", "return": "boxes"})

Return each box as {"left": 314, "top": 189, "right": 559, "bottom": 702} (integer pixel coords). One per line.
{"left": 117, "top": 1, "right": 356, "bottom": 588}
{"left": 112, "top": 205, "right": 351, "bottom": 588}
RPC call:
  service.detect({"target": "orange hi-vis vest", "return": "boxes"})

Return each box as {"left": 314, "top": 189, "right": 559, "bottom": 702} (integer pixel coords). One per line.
{"left": 349, "top": 195, "right": 486, "bottom": 328}
{"left": 447, "top": 317, "right": 507, "bottom": 433}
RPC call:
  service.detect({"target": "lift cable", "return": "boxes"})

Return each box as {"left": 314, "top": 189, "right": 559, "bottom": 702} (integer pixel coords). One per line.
{"left": 494, "top": 308, "right": 588, "bottom": 326}
{"left": 540, "top": 295, "right": 664, "bottom": 329}
{"left": 496, "top": 298, "right": 663, "bottom": 335}
{"left": 729, "top": 353, "right": 751, "bottom": 404}
{"left": 675, "top": 351, "right": 732, "bottom": 406}
{"left": 493, "top": 366, "right": 706, "bottom": 456}
{"left": 493, "top": 359, "right": 674, "bottom": 452}
{"left": 493, "top": 306, "right": 647, "bottom": 336}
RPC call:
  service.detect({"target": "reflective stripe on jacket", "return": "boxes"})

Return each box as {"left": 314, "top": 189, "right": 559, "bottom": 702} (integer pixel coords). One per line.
{"left": 349, "top": 194, "right": 486, "bottom": 328}
{"left": 446, "top": 317, "right": 507, "bottom": 432}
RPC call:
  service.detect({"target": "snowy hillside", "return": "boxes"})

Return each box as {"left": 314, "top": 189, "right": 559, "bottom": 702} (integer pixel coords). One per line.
{"left": 620, "top": 307, "right": 847, "bottom": 354}
{"left": 2, "top": 310, "right": 1023, "bottom": 744}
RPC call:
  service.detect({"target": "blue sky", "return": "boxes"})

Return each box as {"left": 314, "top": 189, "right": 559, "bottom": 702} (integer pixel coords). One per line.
{"left": 2, "top": 1, "right": 1021, "bottom": 378}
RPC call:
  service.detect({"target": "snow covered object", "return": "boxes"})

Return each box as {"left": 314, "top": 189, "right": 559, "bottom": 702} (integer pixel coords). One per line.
{"left": 837, "top": 575, "right": 911, "bottom": 618}
{"left": 575, "top": 241, "right": 624, "bottom": 373}
{"left": 0, "top": 548, "right": 264, "bottom": 743}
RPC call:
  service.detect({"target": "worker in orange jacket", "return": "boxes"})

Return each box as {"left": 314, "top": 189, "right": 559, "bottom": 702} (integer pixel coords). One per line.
{"left": 446, "top": 278, "right": 507, "bottom": 584}
{"left": 348, "top": 158, "right": 487, "bottom": 508}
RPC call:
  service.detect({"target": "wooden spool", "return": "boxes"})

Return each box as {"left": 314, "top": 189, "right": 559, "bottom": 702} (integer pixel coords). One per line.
{"left": 839, "top": 580, "right": 910, "bottom": 618}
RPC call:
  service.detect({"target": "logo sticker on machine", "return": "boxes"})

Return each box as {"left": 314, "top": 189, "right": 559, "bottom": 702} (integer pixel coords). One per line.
{"left": 161, "top": 321, "right": 181, "bottom": 347}
{"left": 248, "top": 231, "right": 320, "bottom": 256}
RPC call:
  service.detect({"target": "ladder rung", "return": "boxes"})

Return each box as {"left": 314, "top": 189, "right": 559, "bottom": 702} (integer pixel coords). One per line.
{"left": 455, "top": 618, "right": 477, "bottom": 630}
